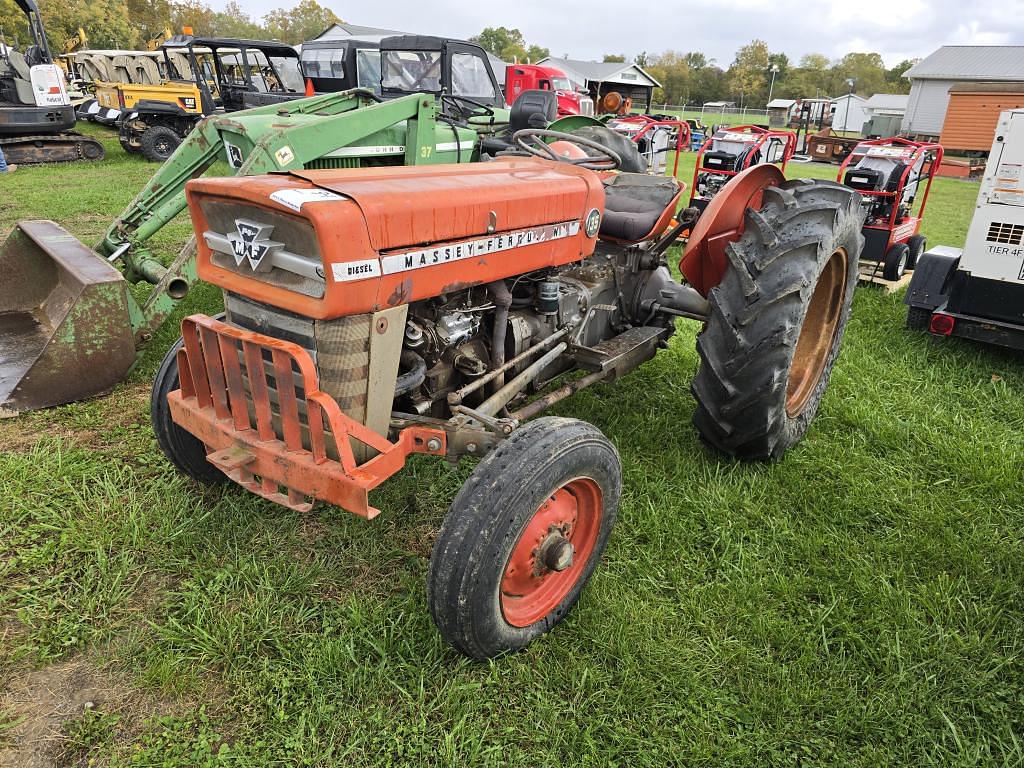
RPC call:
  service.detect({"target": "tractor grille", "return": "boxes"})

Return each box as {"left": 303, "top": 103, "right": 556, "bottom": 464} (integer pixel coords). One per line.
{"left": 198, "top": 199, "right": 326, "bottom": 298}
{"left": 986, "top": 221, "right": 1024, "bottom": 246}
{"left": 225, "top": 293, "right": 372, "bottom": 426}
{"left": 304, "top": 157, "right": 362, "bottom": 170}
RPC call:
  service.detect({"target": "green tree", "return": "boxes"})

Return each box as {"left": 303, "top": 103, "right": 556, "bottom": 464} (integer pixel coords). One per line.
{"left": 126, "top": 0, "right": 173, "bottom": 42}
{"left": 602, "top": 53, "right": 625, "bottom": 63}
{"left": 470, "top": 26, "right": 548, "bottom": 63}
{"left": 210, "top": 1, "right": 265, "bottom": 39}
{"left": 885, "top": 58, "right": 918, "bottom": 94}
{"left": 829, "top": 52, "right": 886, "bottom": 97}
{"left": 262, "top": 0, "right": 338, "bottom": 44}
{"left": 170, "top": 0, "right": 217, "bottom": 36}
{"left": 727, "top": 39, "right": 770, "bottom": 106}
{"left": 0, "top": 0, "right": 32, "bottom": 47}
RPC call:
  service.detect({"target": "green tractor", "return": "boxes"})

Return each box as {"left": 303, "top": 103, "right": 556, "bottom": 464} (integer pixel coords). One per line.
{"left": 0, "top": 33, "right": 599, "bottom": 415}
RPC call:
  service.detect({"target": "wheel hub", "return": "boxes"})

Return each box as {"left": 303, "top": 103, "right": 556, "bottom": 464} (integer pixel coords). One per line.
{"left": 537, "top": 530, "right": 575, "bottom": 573}
{"left": 499, "top": 479, "right": 603, "bottom": 628}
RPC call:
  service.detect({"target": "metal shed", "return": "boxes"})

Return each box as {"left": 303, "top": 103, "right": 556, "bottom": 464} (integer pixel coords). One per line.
{"left": 940, "top": 82, "right": 1024, "bottom": 151}
{"left": 902, "top": 46, "right": 1024, "bottom": 138}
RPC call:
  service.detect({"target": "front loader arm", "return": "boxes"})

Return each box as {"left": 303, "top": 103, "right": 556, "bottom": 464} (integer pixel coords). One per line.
{"left": 94, "top": 91, "right": 443, "bottom": 340}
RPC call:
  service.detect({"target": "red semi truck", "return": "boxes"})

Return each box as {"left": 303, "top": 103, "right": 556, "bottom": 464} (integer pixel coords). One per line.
{"left": 505, "top": 64, "right": 594, "bottom": 116}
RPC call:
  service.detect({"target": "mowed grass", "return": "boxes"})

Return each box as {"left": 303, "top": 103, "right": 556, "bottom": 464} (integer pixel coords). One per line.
{"left": 1, "top": 123, "right": 1023, "bottom": 767}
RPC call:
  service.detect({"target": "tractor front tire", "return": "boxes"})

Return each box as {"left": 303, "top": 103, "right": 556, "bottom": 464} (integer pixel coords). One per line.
{"left": 151, "top": 334, "right": 227, "bottom": 485}
{"left": 428, "top": 417, "right": 621, "bottom": 659}
{"left": 691, "top": 179, "right": 864, "bottom": 461}
{"left": 140, "top": 126, "right": 181, "bottom": 163}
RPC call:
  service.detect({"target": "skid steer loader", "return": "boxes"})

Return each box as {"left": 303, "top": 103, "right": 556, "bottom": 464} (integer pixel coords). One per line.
{"left": 150, "top": 132, "right": 866, "bottom": 658}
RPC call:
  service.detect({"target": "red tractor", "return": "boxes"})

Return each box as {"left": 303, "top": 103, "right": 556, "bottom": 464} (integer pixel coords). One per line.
{"left": 837, "top": 137, "right": 943, "bottom": 281}
{"left": 690, "top": 125, "right": 797, "bottom": 212}
{"left": 150, "top": 130, "right": 864, "bottom": 659}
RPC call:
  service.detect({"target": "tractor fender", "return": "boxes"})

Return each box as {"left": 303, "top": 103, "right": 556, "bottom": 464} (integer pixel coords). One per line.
{"left": 904, "top": 245, "right": 961, "bottom": 310}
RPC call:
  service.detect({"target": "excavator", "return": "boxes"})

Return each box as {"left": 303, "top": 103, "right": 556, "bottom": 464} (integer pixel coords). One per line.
{"left": 0, "top": 0, "right": 103, "bottom": 164}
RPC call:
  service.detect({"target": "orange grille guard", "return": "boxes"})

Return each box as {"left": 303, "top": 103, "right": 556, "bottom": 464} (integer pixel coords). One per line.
{"left": 166, "top": 315, "right": 446, "bottom": 519}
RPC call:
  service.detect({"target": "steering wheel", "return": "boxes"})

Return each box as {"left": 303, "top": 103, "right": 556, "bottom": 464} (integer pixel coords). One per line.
{"left": 513, "top": 129, "right": 621, "bottom": 171}
{"left": 442, "top": 94, "right": 494, "bottom": 122}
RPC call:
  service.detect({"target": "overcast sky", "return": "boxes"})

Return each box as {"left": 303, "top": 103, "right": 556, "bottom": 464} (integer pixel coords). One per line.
{"left": 215, "top": 0, "right": 1024, "bottom": 67}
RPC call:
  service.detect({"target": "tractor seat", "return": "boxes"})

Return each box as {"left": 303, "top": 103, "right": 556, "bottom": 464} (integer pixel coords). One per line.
{"left": 599, "top": 173, "right": 683, "bottom": 243}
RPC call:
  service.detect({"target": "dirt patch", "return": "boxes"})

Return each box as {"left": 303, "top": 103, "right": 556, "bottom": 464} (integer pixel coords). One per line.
{"left": 0, "top": 657, "right": 179, "bottom": 768}
{"left": 0, "top": 382, "right": 150, "bottom": 456}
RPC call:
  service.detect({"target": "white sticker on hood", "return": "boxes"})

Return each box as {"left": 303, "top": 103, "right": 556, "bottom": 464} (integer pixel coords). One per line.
{"left": 269, "top": 188, "right": 346, "bottom": 212}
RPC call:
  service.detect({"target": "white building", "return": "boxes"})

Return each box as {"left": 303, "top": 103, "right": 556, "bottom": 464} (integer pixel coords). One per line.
{"left": 830, "top": 94, "right": 868, "bottom": 132}
{"left": 902, "top": 46, "right": 1024, "bottom": 137}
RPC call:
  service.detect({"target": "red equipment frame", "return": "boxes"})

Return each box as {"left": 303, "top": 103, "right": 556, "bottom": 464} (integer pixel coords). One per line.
{"left": 836, "top": 137, "right": 943, "bottom": 260}
{"left": 608, "top": 114, "right": 691, "bottom": 177}
{"left": 689, "top": 125, "right": 797, "bottom": 206}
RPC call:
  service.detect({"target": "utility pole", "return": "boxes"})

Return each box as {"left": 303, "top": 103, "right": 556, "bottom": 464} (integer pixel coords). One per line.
{"left": 842, "top": 77, "right": 856, "bottom": 133}
{"left": 767, "top": 63, "right": 780, "bottom": 104}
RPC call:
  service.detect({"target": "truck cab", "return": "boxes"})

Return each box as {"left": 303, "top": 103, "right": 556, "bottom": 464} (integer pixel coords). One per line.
{"left": 505, "top": 64, "right": 594, "bottom": 117}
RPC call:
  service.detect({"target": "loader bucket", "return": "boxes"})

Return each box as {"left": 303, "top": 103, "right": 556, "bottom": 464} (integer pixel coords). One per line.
{"left": 0, "top": 221, "right": 136, "bottom": 416}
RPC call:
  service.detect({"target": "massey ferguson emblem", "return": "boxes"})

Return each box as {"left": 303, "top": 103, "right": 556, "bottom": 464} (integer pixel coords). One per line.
{"left": 204, "top": 219, "right": 282, "bottom": 272}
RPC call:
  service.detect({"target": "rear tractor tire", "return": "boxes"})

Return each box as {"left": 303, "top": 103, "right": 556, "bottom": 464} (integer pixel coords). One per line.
{"left": 428, "top": 417, "right": 621, "bottom": 659}
{"left": 691, "top": 179, "right": 864, "bottom": 461}
{"left": 140, "top": 125, "right": 181, "bottom": 163}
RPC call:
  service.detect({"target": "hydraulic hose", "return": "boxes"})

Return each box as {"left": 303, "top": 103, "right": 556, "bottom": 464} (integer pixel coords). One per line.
{"left": 394, "top": 350, "right": 427, "bottom": 397}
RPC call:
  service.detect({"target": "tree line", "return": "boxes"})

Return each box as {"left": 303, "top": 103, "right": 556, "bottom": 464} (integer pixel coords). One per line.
{"left": 1, "top": 4, "right": 917, "bottom": 106}
{"left": 471, "top": 29, "right": 918, "bottom": 106}
{"left": 0, "top": 0, "right": 338, "bottom": 50}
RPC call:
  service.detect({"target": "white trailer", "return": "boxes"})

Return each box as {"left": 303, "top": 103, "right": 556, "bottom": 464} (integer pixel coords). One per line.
{"left": 905, "top": 108, "right": 1024, "bottom": 348}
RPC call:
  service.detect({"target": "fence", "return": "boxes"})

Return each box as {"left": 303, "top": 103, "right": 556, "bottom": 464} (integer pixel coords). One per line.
{"left": 650, "top": 104, "right": 772, "bottom": 125}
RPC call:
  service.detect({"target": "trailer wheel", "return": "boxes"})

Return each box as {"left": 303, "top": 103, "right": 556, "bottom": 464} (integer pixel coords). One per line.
{"left": 906, "top": 305, "right": 932, "bottom": 331}
{"left": 140, "top": 126, "right": 181, "bottom": 163}
{"left": 691, "top": 179, "right": 864, "bottom": 461}
{"left": 427, "top": 417, "right": 621, "bottom": 659}
{"left": 883, "top": 243, "right": 910, "bottom": 281}
{"left": 151, "top": 333, "right": 227, "bottom": 485}
{"left": 906, "top": 234, "right": 926, "bottom": 271}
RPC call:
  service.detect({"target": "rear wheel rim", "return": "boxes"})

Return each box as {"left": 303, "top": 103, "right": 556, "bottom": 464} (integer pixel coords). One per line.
{"left": 786, "top": 248, "right": 848, "bottom": 417}
{"left": 500, "top": 478, "right": 602, "bottom": 628}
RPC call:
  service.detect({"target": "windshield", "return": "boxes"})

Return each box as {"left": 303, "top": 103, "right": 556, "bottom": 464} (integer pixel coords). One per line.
{"left": 269, "top": 55, "right": 303, "bottom": 91}
{"left": 301, "top": 47, "right": 344, "bottom": 80}
{"left": 382, "top": 49, "right": 441, "bottom": 92}
{"left": 451, "top": 52, "right": 495, "bottom": 99}
{"left": 355, "top": 48, "right": 381, "bottom": 92}
{"left": 551, "top": 77, "right": 571, "bottom": 91}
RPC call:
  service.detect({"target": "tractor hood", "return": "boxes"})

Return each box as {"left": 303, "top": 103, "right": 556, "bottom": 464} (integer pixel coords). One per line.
{"left": 185, "top": 159, "right": 605, "bottom": 319}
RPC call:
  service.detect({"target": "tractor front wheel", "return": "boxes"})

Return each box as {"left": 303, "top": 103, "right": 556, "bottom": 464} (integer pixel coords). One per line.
{"left": 427, "top": 417, "right": 621, "bottom": 659}
{"left": 151, "top": 333, "right": 227, "bottom": 485}
{"left": 691, "top": 179, "right": 864, "bottom": 461}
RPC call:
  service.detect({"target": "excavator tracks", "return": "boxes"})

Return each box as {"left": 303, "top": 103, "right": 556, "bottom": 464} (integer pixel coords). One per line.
{"left": 0, "top": 133, "right": 105, "bottom": 165}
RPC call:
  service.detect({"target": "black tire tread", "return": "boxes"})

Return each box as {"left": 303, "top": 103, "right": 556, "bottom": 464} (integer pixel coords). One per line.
{"left": 691, "top": 179, "right": 865, "bottom": 461}
{"left": 150, "top": 335, "right": 227, "bottom": 485}
{"left": 427, "top": 417, "right": 621, "bottom": 659}
{"left": 140, "top": 125, "right": 181, "bottom": 163}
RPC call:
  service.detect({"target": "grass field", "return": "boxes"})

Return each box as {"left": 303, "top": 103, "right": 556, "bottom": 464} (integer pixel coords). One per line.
{"left": 1, "top": 124, "right": 1022, "bottom": 767}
